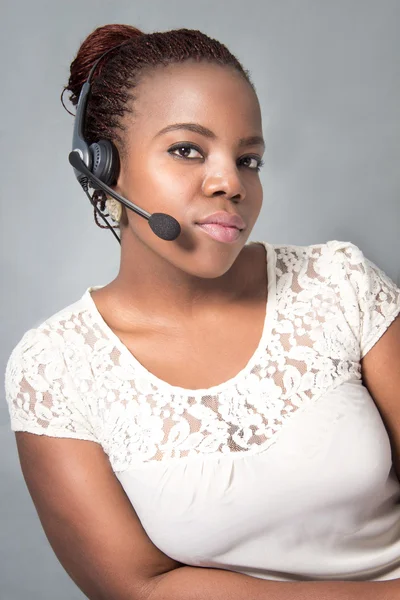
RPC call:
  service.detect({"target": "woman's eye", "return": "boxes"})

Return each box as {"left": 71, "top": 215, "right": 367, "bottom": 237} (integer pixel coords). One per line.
{"left": 240, "top": 156, "right": 264, "bottom": 170}
{"left": 168, "top": 144, "right": 203, "bottom": 159}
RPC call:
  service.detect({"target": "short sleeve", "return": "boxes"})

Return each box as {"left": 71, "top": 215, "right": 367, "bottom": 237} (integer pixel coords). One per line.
{"left": 332, "top": 241, "right": 400, "bottom": 359}
{"left": 4, "top": 327, "right": 99, "bottom": 442}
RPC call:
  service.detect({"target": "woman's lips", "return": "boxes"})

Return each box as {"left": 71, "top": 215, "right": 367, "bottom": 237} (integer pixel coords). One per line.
{"left": 195, "top": 223, "right": 242, "bottom": 243}
{"left": 195, "top": 211, "right": 246, "bottom": 229}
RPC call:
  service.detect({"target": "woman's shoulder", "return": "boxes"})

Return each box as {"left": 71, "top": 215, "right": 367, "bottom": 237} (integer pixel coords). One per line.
{"left": 263, "top": 238, "right": 359, "bottom": 275}
{"left": 4, "top": 288, "right": 102, "bottom": 442}
{"left": 5, "top": 288, "right": 95, "bottom": 372}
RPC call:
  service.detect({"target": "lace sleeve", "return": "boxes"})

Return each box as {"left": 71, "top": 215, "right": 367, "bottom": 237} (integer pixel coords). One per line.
{"left": 4, "top": 327, "right": 99, "bottom": 442}
{"left": 333, "top": 241, "right": 400, "bottom": 359}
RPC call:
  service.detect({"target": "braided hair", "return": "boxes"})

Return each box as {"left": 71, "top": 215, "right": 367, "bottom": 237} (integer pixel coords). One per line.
{"left": 62, "top": 24, "right": 254, "bottom": 230}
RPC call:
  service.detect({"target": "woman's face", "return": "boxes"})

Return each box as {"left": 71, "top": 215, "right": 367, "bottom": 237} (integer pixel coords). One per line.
{"left": 116, "top": 60, "right": 265, "bottom": 278}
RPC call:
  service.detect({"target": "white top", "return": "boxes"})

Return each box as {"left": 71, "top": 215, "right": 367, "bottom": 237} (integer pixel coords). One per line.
{"left": 5, "top": 239, "right": 400, "bottom": 582}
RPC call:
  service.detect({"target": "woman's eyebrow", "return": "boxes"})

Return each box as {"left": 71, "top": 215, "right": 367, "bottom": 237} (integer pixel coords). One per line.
{"left": 154, "top": 122, "right": 265, "bottom": 149}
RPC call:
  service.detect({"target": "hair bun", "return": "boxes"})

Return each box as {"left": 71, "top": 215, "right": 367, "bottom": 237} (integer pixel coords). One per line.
{"left": 66, "top": 24, "right": 145, "bottom": 106}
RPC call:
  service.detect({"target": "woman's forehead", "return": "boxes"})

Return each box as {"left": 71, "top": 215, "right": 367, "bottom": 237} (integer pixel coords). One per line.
{"left": 132, "top": 62, "right": 261, "bottom": 135}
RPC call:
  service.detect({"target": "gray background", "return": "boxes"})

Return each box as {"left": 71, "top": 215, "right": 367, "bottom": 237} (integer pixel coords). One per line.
{"left": 1, "top": 0, "right": 399, "bottom": 598}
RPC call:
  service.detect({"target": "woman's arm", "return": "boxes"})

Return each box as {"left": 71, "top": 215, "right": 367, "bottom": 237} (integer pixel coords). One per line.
{"left": 147, "top": 567, "right": 400, "bottom": 600}
{"left": 15, "top": 432, "right": 183, "bottom": 600}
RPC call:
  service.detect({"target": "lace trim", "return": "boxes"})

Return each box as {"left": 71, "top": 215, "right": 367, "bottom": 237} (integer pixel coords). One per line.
{"left": 5, "top": 240, "right": 400, "bottom": 471}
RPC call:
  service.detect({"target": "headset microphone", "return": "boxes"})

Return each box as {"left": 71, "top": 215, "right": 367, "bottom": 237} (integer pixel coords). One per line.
{"left": 68, "top": 44, "right": 181, "bottom": 244}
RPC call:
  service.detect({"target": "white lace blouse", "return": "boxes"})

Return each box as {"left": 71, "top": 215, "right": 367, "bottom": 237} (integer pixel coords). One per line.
{"left": 5, "top": 239, "right": 400, "bottom": 582}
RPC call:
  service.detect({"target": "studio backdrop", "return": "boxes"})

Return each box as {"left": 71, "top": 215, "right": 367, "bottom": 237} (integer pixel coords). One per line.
{"left": 1, "top": 1, "right": 399, "bottom": 598}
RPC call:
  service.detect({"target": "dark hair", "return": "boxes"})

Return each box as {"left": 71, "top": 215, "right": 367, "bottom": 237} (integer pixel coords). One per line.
{"left": 62, "top": 24, "right": 254, "bottom": 229}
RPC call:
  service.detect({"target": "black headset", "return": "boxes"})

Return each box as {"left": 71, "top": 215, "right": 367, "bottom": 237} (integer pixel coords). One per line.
{"left": 68, "top": 43, "right": 181, "bottom": 244}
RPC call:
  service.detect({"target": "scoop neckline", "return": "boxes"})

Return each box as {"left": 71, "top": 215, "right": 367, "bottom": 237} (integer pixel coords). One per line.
{"left": 82, "top": 240, "right": 277, "bottom": 396}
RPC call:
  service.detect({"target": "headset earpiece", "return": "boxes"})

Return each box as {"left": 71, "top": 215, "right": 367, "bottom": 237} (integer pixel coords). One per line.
{"left": 89, "top": 139, "right": 120, "bottom": 188}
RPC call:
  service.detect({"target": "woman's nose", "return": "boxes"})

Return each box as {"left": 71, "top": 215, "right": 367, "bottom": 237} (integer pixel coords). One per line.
{"left": 201, "top": 167, "right": 246, "bottom": 203}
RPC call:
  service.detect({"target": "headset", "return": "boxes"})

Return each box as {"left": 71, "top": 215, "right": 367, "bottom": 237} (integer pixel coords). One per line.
{"left": 68, "top": 42, "right": 181, "bottom": 244}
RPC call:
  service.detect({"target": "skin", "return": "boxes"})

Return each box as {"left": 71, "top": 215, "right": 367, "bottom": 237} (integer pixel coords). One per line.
{"left": 91, "top": 60, "right": 266, "bottom": 339}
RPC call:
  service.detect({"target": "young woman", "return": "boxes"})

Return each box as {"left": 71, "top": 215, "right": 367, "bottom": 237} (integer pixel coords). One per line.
{"left": 5, "top": 23, "right": 400, "bottom": 600}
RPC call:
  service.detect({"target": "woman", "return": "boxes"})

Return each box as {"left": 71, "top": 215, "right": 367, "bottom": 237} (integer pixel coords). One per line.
{"left": 5, "top": 23, "right": 400, "bottom": 600}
